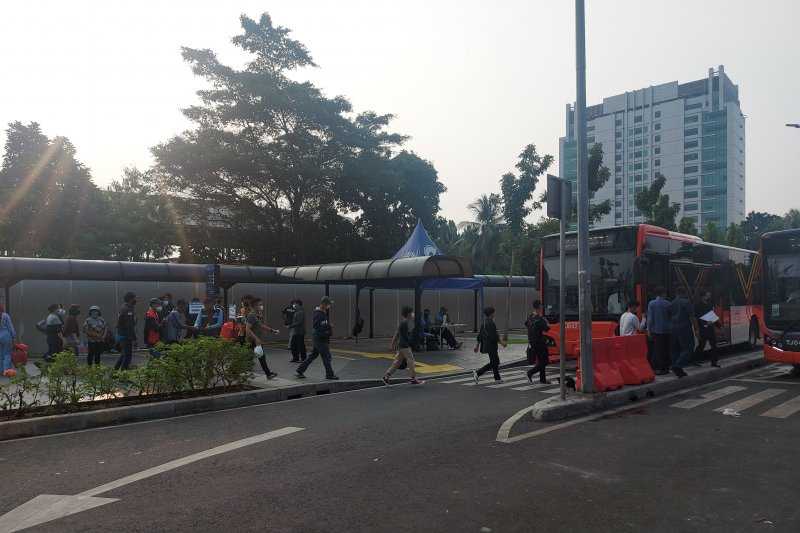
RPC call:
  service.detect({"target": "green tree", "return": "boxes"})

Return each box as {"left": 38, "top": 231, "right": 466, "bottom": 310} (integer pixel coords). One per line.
{"left": 703, "top": 221, "right": 724, "bottom": 244}
{"left": 539, "top": 142, "right": 610, "bottom": 224}
{"left": 784, "top": 208, "right": 800, "bottom": 229}
{"left": 460, "top": 193, "right": 503, "bottom": 273}
{"left": 0, "top": 121, "right": 107, "bottom": 258}
{"left": 740, "top": 211, "right": 784, "bottom": 250}
{"left": 635, "top": 173, "right": 680, "bottom": 230}
{"left": 725, "top": 222, "right": 745, "bottom": 248}
{"left": 677, "top": 216, "right": 698, "bottom": 236}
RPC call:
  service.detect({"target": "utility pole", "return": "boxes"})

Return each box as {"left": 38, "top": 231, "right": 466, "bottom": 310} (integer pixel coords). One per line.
{"left": 575, "top": 0, "right": 593, "bottom": 393}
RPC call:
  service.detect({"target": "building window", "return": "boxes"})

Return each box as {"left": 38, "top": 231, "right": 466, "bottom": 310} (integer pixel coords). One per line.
{"left": 615, "top": 200, "right": 622, "bottom": 207}
{"left": 685, "top": 115, "right": 699, "bottom": 124}
{"left": 587, "top": 125, "right": 595, "bottom": 132}
{"left": 615, "top": 177, "right": 622, "bottom": 185}
{"left": 643, "top": 125, "right": 648, "bottom": 133}
{"left": 654, "top": 159, "right": 661, "bottom": 167}
{"left": 634, "top": 127, "right": 643, "bottom": 135}
{"left": 615, "top": 119, "right": 622, "bottom": 126}
{"left": 654, "top": 147, "right": 661, "bottom": 155}
{"left": 615, "top": 142, "right": 622, "bottom": 150}
{"left": 634, "top": 115, "right": 643, "bottom": 123}
{"left": 633, "top": 150, "right": 642, "bottom": 159}
{"left": 655, "top": 110, "right": 661, "bottom": 118}
{"left": 685, "top": 127, "right": 699, "bottom": 136}
{"left": 654, "top": 135, "right": 661, "bottom": 143}
{"left": 615, "top": 154, "right": 622, "bottom": 161}
{"left": 586, "top": 136, "right": 595, "bottom": 143}
{"left": 634, "top": 163, "right": 642, "bottom": 170}
{"left": 685, "top": 140, "right": 699, "bottom": 149}
{"left": 685, "top": 203, "right": 698, "bottom": 211}
{"left": 684, "top": 165, "right": 699, "bottom": 174}
{"left": 616, "top": 131, "right": 622, "bottom": 138}
{"left": 685, "top": 178, "right": 698, "bottom": 186}
{"left": 615, "top": 166, "right": 622, "bottom": 172}
{"left": 685, "top": 102, "right": 703, "bottom": 111}
{"left": 643, "top": 160, "right": 649, "bottom": 169}
{"left": 652, "top": 123, "right": 660, "bottom": 131}
{"left": 629, "top": 128, "right": 635, "bottom": 136}
{"left": 635, "top": 174, "right": 643, "bottom": 181}
{"left": 685, "top": 190, "right": 698, "bottom": 199}
{"left": 684, "top": 152, "right": 699, "bottom": 161}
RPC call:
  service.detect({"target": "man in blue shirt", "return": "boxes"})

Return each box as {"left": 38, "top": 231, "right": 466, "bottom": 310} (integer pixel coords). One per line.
{"left": 646, "top": 286, "right": 672, "bottom": 375}
{"left": 194, "top": 299, "right": 224, "bottom": 337}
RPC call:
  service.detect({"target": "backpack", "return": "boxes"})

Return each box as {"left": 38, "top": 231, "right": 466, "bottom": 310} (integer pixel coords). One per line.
{"left": 282, "top": 306, "right": 294, "bottom": 327}
{"left": 36, "top": 319, "right": 47, "bottom": 334}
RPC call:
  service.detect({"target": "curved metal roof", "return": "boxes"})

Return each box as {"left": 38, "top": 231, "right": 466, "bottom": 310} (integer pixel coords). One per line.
{"left": 0, "top": 257, "right": 279, "bottom": 285}
{"left": 277, "top": 255, "right": 473, "bottom": 283}
{"left": 474, "top": 275, "right": 537, "bottom": 288}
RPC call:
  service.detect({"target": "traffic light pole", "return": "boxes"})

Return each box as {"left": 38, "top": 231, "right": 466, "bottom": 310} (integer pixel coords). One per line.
{"left": 575, "top": 0, "right": 594, "bottom": 393}
{"left": 559, "top": 186, "right": 567, "bottom": 401}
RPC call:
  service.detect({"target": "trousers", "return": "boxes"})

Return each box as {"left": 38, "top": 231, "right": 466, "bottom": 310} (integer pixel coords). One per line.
{"left": 297, "top": 339, "right": 336, "bottom": 378}
{"left": 476, "top": 349, "right": 501, "bottom": 381}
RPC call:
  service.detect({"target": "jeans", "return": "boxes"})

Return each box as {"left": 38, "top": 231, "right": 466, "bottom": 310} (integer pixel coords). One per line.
{"left": 289, "top": 333, "right": 307, "bottom": 361}
{"left": 297, "top": 339, "right": 335, "bottom": 378}
{"left": 45, "top": 335, "right": 63, "bottom": 361}
{"left": 0, "top": 332, "right": 12, "bottom": 372}
{"left": 651, "top": 333, "right": 671, "bottom": 373}
{"left": 87, "top": 341, "right": 104, "bottom": 366}
{"left": 114, "top": 339, "right": 133, "bottom": 370}
{"left": 476, "top": 349, "right": 501, "bottom": 381}
{"left": 671, "top": 327, "right": 695, "bottom": 370}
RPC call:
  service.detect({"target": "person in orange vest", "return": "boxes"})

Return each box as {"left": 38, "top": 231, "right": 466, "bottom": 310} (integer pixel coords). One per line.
{"left": 220, "top": 318, "right": 238, "bottom": 340}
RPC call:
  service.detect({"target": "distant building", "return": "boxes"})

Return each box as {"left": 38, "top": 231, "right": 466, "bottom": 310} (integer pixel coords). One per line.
{"left": 559, "top": 65, "right": 745, "bottom": 230}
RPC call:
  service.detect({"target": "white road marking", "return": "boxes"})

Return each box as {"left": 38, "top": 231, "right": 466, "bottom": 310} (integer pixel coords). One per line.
{"left": 440, "top": 376, "right": 478, "bottom": 384}
{"left": 462, "top": 370, "right": 526, "bottom": 386}
{"left": 487, "top": 378, "right": 532, "bottom": 389}
{"left": 541, "top": 388, "right": 562, "bottom": 394}
{"left": 761, "top": 395, "right": 800, "bottom": 419}
{"left": 670, "top": 386, "right": 747, "bottom": 409}
{"left": 731, "top": 378, "right": 800, "bottom": 386}
{"left": 0, "top": 427, "right": 304, "bottom": 532}
{"left": 511, "top": 382, "right": 556, "bottom": 392}
{"left": 713, "top": 389, "right": 785, "bottom": 414}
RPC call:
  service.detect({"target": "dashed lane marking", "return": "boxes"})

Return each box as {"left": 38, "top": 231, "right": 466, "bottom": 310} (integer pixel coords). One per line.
{"left": 712, "top": 388, "right": 786, "bottom": 414}
{"left": 761, "top": 394, "right": 800, "bottom": 419}
{"left": 670, "top": 385, "right": 747, "bottom": 409}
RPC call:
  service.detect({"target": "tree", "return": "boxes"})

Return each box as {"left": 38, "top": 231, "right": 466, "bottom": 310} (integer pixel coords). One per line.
{"left": 460, "top": 194, "right": 503, "bottom": 273}
{"left": 0, "top": 121, "right": 108, "bottom": 258}
{"left": 740, "top": 211, "right": 784, "bottom": 250}
{"left": 725, "top": 222, "right": 745, "bottom": 248}
{"left": 784, "top": 208, "right": 800, "bottom": 229}
{"left": 677, "top": 217, "right": 698, "bottom": 236}
{"left": 539, "top": 142, "right": 610, "bottom": 224}
{"left": 499, "top": 144, "right": 553, "bottom": 274}
{"left": 151, "top": 13, "right": 436, "bottom": 264}
{"left": 635, "top": 173, "right": 680, "bottom": 230}
{"left": 702, "top": 221, "right": 724, "bottom": 244}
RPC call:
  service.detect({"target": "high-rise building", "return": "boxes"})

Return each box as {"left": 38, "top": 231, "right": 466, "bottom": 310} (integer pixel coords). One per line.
{"left": 559, "top": 65, "right": 745, "bottom": 230}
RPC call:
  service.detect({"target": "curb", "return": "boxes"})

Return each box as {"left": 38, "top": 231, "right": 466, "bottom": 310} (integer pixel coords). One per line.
{"left": 531, "top": 352, "right": 766, "bottom": 422}
{"left": 0, "top": 380, "right": 385, "bottom": 441}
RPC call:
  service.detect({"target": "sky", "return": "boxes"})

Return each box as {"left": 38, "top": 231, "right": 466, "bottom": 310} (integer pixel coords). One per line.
{"left": 1, "top": 0, "right": 799, "bottom": 225}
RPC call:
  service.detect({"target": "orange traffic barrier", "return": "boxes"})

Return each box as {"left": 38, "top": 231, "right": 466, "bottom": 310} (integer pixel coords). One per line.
{"left": 547, "top": 321, "right": 618, "bottom": 363}
{"left": 613, "top": 335, "right": 655, "bottom": 385}
{"left": 575, "top": 336, "right": 625, "bottom": 392}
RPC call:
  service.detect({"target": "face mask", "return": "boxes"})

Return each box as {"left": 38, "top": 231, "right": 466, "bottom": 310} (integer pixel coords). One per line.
{"left": 90, "top": 311, "right": 99, "bottom": 318}
{"left": 257, "top": 306, "right": 265, "bottom": 312}
{"left": 162, "top": 300, "right": 169, "bottom": 306}
{"left": 156, "top": 307, "right": 163, "bottom": 312}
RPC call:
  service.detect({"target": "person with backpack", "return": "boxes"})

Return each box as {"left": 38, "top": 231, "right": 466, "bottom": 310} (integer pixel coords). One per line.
{"left": 42, "top": 304, "right": 65, "bottom": 362}
{"left": 163, "top": 300, "right": 193, "bottom": 344}
{"left": 472, "top": 306, "right": 506, "bottom": 384}
{"left": 525, "top": 300, "right": 552, "bottom": 384}
{"left": 0, "top": 303, "right": 17, "bottom": 376}
{"left": 296, "top": 296, "right": 339, "bottom": 380}
{"left": 115, "top": 292, "right": 137, "bottom": 370}
{"left": 245, "top": 297, "right": 279, "bottom": 380}
{"left": 144, "top": 298, "right": 163, "bottom": 347}
{"left": 62, "top": 305, "right": 82, "bottom": 359}
{"left": 383, "top": 305, "right": 423, "bottom": 385}
{"left": 82, "top": 305, "right": 108, "bottom": 366}
{"left": 288, "top": 299, "right": 306, "bottom": 363}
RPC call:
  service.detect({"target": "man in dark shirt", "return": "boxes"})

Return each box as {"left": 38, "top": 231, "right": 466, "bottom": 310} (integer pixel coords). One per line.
{"left": 288, "top": 300, "right": 307, "bottom": 363}
{"left": 296, "top": 296, "right": 339, "bottom": 380}
{"left": 473, "top": 306, "right": 506, "bottom": 383}
{"left": 694, "top": 290, "right": 720, "bottom": 367}
{"left": 383, "top": 305, "right": 422, "bottom": 385}
{"left": 114, "top": 292, "right": 137, "bottom": 370}
{"left": 525, "top": 300, "right": 552, "bottom": 384}
{"left": 669, "top": 286, "right": 699, "bottom": 378}
{"left": 646, "top": 286, "right": 672, "bottom": 375}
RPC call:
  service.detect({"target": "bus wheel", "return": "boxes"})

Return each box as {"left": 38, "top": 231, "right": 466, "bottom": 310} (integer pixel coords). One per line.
{"left": 748, "top": 319, "right": 760, "bottom": 349}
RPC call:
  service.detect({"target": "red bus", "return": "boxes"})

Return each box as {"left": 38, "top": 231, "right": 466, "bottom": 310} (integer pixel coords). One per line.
{"left": 540, "top": 224, "right": 763, "bottom": 359}
{"left": 761, "top": 228, "right": 800, "bottom": 371}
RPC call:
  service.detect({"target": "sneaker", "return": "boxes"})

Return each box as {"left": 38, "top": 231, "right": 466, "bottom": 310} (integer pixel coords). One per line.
{"left": 326, "top": 375, "right": 340, "bottom": 380}
{"left": 267, "top": 372, "right": 278, "bottom": 380}
{"left": 526, "top": 371, "right": 533, "bottom": 383}
{"left": 290, "top": 359, "right": 300, "bottom": 363}
{"left": 494, "top": 379, "right": 503, "bottom": 384}
{"left": 472, "top": 370, "right": 479, "bottom": 384}
{"left": 672, "top": 367, "right": 687, "bottom": 378}
{"left": 382, "top": 375, "right": 390, "bottom": 386}
{"left": 295, "top": 372, "right": 306, "bottom": 379}
{"left": 410, "top": 379, "right": 424, "bottom": 385}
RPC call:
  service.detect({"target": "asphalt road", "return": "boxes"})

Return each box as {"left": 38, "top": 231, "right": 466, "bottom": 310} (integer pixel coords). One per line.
{"left": 1, "top": 362, "right": 799, "bottom": 532}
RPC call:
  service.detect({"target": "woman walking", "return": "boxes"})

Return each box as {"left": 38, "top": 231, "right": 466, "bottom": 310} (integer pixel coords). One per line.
{"left": 82, "top": 306, "right": 108, "bottom": 366}
{"left": 473, "top": 306, "right": 506, "bottom": 384}
{"left": 383, "top": 306, "right": 423, "bottom": 385}
{"left": 62, "top": 305, "right": 82, "bottom": 359}
{"left": 0, "top": 304, "right": 17, "bottom": 377}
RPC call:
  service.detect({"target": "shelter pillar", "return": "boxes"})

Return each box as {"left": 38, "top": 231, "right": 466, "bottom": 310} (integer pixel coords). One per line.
{"left": 414, "top": 282, "right": 422, "bottom": 322}
{"left": 369, "top": 289, "right": 375, "bottom": 339}
{"left": 473, "top": 289, "right": 479, "bottom": 332}
{"left": 324, "top": 283, "right": 330, "bottom": 297}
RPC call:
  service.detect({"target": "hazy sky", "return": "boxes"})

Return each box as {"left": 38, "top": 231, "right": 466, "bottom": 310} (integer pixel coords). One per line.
{"left": 1, "top": 0, "right": 798, "bottom": 224}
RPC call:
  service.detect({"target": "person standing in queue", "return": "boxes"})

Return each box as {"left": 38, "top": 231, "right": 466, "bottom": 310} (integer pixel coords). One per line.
{"left": 525, "top": 300, "right": 551, "bottom": 384}
{"left": 383, "top": 305, "right": 423, "bottom": 385}
{"left": 296, "top": 296, "right": 338, "bottom": 380}
{"left": 473, "top": 306, "right": 506, "bottom": 384}
{"left": 194, "top": 298, "right": 224, "bottom": 337}
{"left": 694, "top": 290, "right": 720, "bottom": 368}
{"left": 619, "top": 301, "right": 643, "bottom": 336}
{"left": 82, "top": 306, "right": 108, "bottom": 366}
{"left": 669, "top": 286, "right": 698, "bottom": 378}
{"left": 246, "top": 297, "right": 279, "bottom": 380}
{"left": 0, "top": 303, "right": 17, "bottom": 376}
{"left": 288, "top": 299, "right": 307, "bottom": 363}
{"left": 115, "top": 292, "right": 137, "bottom": 370}
{"left": 144, "top": 298, "right": 163, "bottom": 348}
{"left": 646, "top": 286, "right": 672, "bottom": 376}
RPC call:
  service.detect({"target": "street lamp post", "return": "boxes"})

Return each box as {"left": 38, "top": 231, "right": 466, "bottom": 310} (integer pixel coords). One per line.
{"left": 574, "top": 0, "right": 593, "bottom": 393}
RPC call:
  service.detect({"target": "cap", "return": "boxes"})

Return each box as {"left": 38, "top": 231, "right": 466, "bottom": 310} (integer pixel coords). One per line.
{"left": 149, "top": 297, "right": 162, "bottom": 306}
{"left": 321, "top": 296, "right": 334, "bottom": 306}
{"left": 88, "top": 305, "right": 101, "bottom": 313}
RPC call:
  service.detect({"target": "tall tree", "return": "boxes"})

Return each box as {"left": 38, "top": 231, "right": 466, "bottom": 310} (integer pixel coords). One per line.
{"left": 784, "top": 208, "right": 800, "bottom": 229}
{"left": 460, "top": 193, "right": 503, "bottom": 273}
{"left": 725, "top": 222, "right": 745, "bottom": 248}
{"left": 151, "top": 13, "right": 429, "bottom": 264}
{"left": 0, "top": 121, "right": 107, "bottom": 258}
{"left": 635, "top": 173, "right": 680, "bottom": 230}
{"left": 740, "top": 211, "right": 784, "bottom": 250}
{"left": 539, "top": 142, "right": 609, "bottom": 224}
{"left": 677, "top": 216, "right": 698, "bottom": 236}
{"left": 703, "top": 221, "right": 724, "bottom": 244}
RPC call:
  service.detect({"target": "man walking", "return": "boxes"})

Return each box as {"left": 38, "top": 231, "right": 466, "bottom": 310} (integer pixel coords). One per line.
{"left": 525, "top": 300, "right": 551, "bottom": 384}
{"left": 646, "top": 287, "right": 672, "bottom": 375}
{"left": 296, "top": 296, "right": 339, "bottom": 380}
{"left": 473, "top": 306, "right": 506, "bottom": 384}
{"left": 288, "top": 299, "right": 307, "bottom": 363}
{"left": 670, "top": 286, "right": 698, "bottom": 378}
{"left": 383, "top": 305, "right": 422, "bottom": 385}
{"left": 694, "top": 290, "right": 720, "bottom": 367}
{"left": 115, "top": 292, "right": 137, "bottom": 370}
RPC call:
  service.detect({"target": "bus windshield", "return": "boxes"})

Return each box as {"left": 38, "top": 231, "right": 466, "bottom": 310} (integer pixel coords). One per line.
{"left": 765, "top": 253, "right": 800, "bottom": 329}
{"left": 542, "top": 251, "right": 635, "bottom": 322}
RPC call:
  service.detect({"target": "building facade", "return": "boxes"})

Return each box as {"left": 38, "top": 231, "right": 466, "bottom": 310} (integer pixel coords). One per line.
{"left": 559, "top": 65, "right": 745, "bottom": 230}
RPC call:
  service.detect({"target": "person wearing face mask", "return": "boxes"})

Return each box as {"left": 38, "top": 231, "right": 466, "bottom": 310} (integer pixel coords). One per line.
{"left": 115, "top": 292, "right": 138, "bottom": 370}
{"left": 83, "top": 306, "right": 108, "bottom": 366}
{"left": 144, "top": 298, "right": 163, "bottom": 347}
{"left": 296, "top": 296, "right": 339, "bottom": 380}
{"left": 194, "top": 298, "right": 224, "bottom": 337}
{"left": 246, "top": 297, "right": 279, "bottom": 380}
{"left": 43, "top": 304, "right": 65, "bottom": 362}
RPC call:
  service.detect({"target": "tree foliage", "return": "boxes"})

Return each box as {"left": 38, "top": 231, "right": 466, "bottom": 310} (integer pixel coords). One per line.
{"left": 678, "top": 216, "right": 698, "bottom": 236}
{"left": 635, "top": 173, "right": 680, "bottom": 231}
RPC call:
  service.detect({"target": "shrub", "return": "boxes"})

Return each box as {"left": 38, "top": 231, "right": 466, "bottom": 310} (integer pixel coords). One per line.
{"left": 44, "top": 351, "right": 85, "bottom": 409}
{"left": 0, "top": 364, "right": 43, "bottom": 416}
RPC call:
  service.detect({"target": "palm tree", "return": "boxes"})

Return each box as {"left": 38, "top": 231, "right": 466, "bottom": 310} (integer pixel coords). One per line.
{"left": 459, "top": 194, "right": 503, "bottom": 273}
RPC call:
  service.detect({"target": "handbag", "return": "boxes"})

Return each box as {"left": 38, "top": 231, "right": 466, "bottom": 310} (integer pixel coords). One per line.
{"left": 253, "top": 345, "right": 264, "bottom": 357}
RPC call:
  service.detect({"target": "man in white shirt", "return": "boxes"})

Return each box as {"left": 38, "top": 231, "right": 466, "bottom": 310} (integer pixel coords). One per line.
{"left": 619, "top": 301, "right": 642, "bottom": 336}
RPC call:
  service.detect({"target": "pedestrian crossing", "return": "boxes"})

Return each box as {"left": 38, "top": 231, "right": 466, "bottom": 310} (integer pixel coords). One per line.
{"left": 437, "top": 368, "right": 573, "bottom": 395}
{"left": 671, "top": 383, "right": 800, "bottom": 419}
